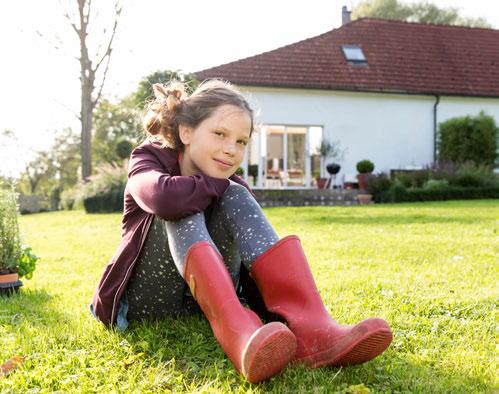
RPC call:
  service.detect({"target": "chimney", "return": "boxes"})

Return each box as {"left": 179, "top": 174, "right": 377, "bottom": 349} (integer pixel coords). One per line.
{"left": 342, "top": 5, "right": 351, "bottom": 25}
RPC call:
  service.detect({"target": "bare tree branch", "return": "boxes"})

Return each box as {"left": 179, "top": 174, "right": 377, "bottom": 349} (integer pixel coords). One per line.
{"left": 35, "top": 29, "right": 79, "bottom": 60}
{"left": 93, "top": 1, "right": 122, "bottom": 73}
{"left": 92, "top": 55, "right": 111, "bottom": 107}
{"left": 52, "top": 98, "right": 82, "bottom": 121}
{"left": 59, "top": 0, "right": 80, "bottom": 37}
{"left": 85, "top": 0, "right": 92, "bottom": 25}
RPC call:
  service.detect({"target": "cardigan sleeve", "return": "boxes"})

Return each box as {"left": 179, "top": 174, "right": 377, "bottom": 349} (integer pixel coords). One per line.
{"left": 127, "top": 146, "right": 230, "bottom": 221}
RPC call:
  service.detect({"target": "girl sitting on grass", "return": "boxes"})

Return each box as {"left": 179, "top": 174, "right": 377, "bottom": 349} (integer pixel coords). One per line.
{"left": 90, "top": 79, "right": 393, "bottom": 383}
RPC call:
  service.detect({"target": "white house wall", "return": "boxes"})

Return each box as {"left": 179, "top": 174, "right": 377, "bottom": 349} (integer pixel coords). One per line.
{"left": 438, "top": 97, "right": 499, "bottom": 128}
{"left": 242, "top": 86, "right": 499, "bottom": 180}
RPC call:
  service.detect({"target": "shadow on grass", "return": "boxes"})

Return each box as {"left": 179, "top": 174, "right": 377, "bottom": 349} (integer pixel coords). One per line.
{"left": 298, "top": 212, "right": 490, "bottom": 226}
{"left": 119, "top": 315, "right": 490, "bottom": 393}
{"left": 0, "top": 288, "right": 70, "bottom": 329}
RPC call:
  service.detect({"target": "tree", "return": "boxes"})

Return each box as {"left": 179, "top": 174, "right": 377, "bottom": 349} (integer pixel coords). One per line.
{"left": 19, "top": 151, "right": 55, "bottom": 195}
{"left": 92, "top": 95, "right": 142, "bottom": 166}
{"left": 17, "top": 128, "right": 81, "bottom": 197}
{"left": 50, "top": 128, "right": 81, "bottom": 191}
{"left": 59, "top": 0, "right": 123, "bottom": 181}
{"left": 352, "top": 0, "right": 491, "bottom": 27}
{"left": 437, "top": 111, "right": 497, "bottom": 166}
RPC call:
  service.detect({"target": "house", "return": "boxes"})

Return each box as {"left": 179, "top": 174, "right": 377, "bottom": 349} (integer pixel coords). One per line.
{"left": 195, "top": 11, "right": 499, "bottom": 189}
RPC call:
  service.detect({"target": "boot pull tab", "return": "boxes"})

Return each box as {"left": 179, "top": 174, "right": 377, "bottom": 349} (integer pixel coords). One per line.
{"left": 189, "top": 274, "right": 196, "bottom": 300}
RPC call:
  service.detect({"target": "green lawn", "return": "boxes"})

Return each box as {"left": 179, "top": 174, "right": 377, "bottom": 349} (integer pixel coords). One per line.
{"left": 1, "top": 200, "right": 497, "bottom": 393}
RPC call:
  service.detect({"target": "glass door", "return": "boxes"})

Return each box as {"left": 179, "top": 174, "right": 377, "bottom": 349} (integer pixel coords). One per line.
{"left": 265, "top": 126, "right": 285, "bottom": 188}
{"left": 285, "top": 127, "right": 307, "bottom": 187}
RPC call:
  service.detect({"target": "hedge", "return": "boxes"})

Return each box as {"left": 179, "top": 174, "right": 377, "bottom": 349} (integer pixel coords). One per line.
{"left": 390, "top": 186, "right": 499, "bottom": 203}
{"left": 83, "top": 187, "right": 125, "bottom": 213}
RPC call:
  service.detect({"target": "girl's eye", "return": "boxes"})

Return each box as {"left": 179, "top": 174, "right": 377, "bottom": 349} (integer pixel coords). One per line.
{"left": 214, "top": 131, "right": 224, "bottom": 137}
{"left": 238, "top": 140, "right": 248, "bottom": 146}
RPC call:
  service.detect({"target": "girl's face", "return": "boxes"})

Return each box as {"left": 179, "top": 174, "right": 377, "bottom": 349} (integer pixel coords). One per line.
{"left": 178, "top": 104, "right": 252, "bottom": 179}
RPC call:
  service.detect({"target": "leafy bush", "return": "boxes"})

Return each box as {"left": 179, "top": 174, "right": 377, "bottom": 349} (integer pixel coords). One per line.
{"left": 454, "top": 161, "right": 498, "bottom": 188}
{"left": 0, "top": 185, "right": 38, "bottom": 278}
{"left": 438, "top": 111, "right": 498, "bottom": 166}
{"left": 60, "top": 188, "right": 77, "bottom": 210}
{"left": 17, "top": 246, "right": 38, "bottom": 279}
{"left": 356, "top": 160, "right": 375, "bottom": 174}
{"left": 60, "top": 186, "right": 86, "bottom": 211}
{"left": 426, "top": 161, "right": 459, "bottom": 184}
{"left": 81, "top": 163, "right": 127, "bottom": 213}
{"left": 423, "top": 179, "right": 450, "bottom": 190}
{"left": 366, "top": 173, "right": 392, "bottom": 202}
{"left": 389, "top": 180, "right": 407, "bottom": 202}
{"left": 392, "top": 169, "right": 431, "bottom": 188}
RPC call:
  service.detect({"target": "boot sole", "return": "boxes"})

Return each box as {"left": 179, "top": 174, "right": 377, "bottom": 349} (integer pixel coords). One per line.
{"left": 296, "top": 322, "right": 393, "bottom": 369}
{"left": 241, "top": 322, "right": 297, "bottom": 383}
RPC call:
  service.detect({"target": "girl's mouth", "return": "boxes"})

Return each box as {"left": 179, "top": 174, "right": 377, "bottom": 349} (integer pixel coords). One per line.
{"left": 214, "top": 159, "right": 232, "bottom": 169}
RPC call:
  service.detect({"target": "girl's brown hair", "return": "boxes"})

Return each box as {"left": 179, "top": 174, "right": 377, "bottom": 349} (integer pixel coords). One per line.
{"left": 142, "top": 79, "right": 254, "bottom": 150}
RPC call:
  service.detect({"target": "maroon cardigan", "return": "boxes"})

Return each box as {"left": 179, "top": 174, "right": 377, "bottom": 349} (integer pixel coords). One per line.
{"left": 91, "top": 138, "right": 256, "bottom": 326}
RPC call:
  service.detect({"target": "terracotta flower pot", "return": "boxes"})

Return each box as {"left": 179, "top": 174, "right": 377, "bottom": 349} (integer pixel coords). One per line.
{"left": 316, "top": 177, "right": 328, "bottom": 189}
{"left": 0, "top": 272, "right": 23, "bottom": 297}
{"left": 357, "top": 193, "right": 373, "bottom": 205}
{"left": 356, "top": 173, "right": 371, "bottom": 190}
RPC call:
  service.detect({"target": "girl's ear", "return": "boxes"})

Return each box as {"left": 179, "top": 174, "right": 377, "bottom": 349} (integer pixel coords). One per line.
{"left": 178, "top": 124, "right": 193, "bottom": 146}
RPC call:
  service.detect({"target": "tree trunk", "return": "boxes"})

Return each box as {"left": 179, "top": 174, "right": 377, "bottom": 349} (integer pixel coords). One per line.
{"left": 81, "top": 82, "right": 93, "bottom": 180}
{"left": 59, "top": 0, "right": 121, "bottom": 180}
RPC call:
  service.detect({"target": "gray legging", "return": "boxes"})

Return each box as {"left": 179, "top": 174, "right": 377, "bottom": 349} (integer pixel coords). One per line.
{"left": 126, "top": 181, "right": 280, "bottom": 322}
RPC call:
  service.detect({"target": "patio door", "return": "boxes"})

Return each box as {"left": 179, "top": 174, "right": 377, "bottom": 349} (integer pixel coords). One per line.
{"left": 244, "top": 124, "right": 323, "bottom": 188}
{"left": 263, "top": 126, "right": 308, "bottom": 187}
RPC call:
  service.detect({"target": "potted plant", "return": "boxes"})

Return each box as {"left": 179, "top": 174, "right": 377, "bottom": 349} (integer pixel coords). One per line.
{"left": 315, "top": 138, "right": 345, "bottom": 189}
{"left": 0, "top": 185, "right": 39, "bottom": 296}
{"left": 356, "top": 160, "right": 375, "bottom": 190}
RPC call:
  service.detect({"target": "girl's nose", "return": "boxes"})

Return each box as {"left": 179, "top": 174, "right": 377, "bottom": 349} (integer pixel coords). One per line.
{"left": 223, "top": 141, "right": 237, "bottom": 155}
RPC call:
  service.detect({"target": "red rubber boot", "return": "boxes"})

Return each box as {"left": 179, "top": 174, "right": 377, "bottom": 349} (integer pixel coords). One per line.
{"left": 184, "top": 241, "right": 297, "bottom": 383}
{"left": 250, "top": 235, "right": 393, "bottom": 369}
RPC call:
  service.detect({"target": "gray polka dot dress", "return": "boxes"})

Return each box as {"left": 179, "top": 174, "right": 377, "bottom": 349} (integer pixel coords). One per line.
{"left": 124, "top": 180, "right": 280, "bottom": 326}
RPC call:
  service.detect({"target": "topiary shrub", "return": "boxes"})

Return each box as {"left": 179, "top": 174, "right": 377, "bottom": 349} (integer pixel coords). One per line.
{"left": 356, "top": 160, "right": 375, "bottom": 174}
{"left": 115, "top": 137, "right": 135, "bottom": 161}
{"left": 438, "top": 111, "right": 498, "bottom": 166}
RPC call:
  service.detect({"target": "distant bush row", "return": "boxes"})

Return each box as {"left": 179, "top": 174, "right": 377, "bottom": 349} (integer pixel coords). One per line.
{"left": 60, "top": 163, "right": 127, "bottom": 213}
{"left": 367, "top": 161, "right": 499, "bottom": 203}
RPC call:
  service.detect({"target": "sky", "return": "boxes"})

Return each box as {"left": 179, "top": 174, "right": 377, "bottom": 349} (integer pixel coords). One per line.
{"left": 1, "top": 0, "right": 498, "bottom": 178}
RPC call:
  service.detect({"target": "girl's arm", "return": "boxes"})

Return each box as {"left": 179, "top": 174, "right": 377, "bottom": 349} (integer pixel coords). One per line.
{"left": 127, "top": 146, "right": 230, "bottom": 220}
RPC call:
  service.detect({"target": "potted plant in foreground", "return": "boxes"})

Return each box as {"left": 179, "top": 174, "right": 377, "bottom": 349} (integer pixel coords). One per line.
{"left": 0, "top": 186, "right": 38, "bottom": 296}
{"left": 356, "top": 160, "right": 375, "bottom": 204}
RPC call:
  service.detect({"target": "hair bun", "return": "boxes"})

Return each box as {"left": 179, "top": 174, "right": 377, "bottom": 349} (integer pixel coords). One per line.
{"left": 152, "top": 82, "right": 185, "bottom": 112}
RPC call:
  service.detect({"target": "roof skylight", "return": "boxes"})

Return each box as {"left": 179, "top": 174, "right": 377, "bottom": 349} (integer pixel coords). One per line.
{"left": 341, "top": 45, "right": 367, "bottom": 64}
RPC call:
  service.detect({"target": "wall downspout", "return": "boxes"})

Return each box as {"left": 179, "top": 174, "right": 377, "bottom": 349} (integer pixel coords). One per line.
{"left": 433, "top": 95, "right": 440, "bottom": 163}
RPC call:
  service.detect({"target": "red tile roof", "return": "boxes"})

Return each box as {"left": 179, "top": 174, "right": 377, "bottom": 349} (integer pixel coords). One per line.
{"left": 195, "top": 18, "right": 499, "bottom": 97}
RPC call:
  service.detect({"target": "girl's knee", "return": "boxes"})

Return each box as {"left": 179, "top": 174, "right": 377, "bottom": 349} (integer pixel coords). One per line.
{"left": 223, "top": 181, "right": 250, "bottom": 199}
